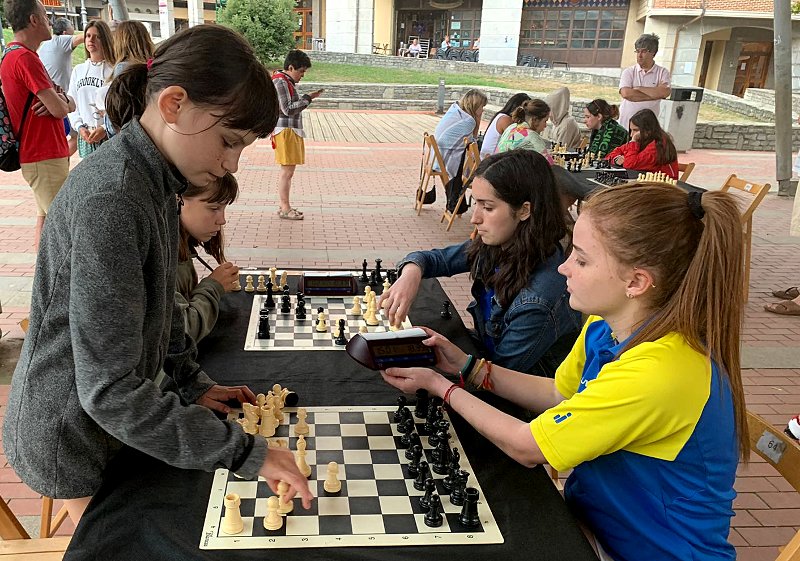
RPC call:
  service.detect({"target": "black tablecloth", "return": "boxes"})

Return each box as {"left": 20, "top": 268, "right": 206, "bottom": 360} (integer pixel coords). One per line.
{"left": 64, "top": 276, "right": 596, "bottom": 561}
{"left": 552, "top": 164, "right": 705, "bottom": 200}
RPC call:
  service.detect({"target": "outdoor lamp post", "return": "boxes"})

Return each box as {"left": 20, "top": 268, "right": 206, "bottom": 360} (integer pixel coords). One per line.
{"left": 79, "top": 0, "right": 87, "bottom": 28}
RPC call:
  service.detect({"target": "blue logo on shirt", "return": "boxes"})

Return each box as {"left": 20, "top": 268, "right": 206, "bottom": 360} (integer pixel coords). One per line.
{"left": 554, "top": 412, "right": 572, "bottom": 424}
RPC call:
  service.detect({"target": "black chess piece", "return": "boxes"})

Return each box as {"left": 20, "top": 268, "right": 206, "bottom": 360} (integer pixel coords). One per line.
{"left": 576, "top": 161, "right": 583, "bottom": 172}
{"left": 449, "top": 470, "right": 469, "bottom": 506}
{"left": 432, "top": 431, "right": 451, "bottom": 474}
{"left": 334, "top": 318, "right": 348, "bottom": 346}
{"left": 413, "top": 460, "right": 430, "bottom": 491}
{"left": 387, "top": 269, "right": 397, "bottom": 284}
{"left": 419, "top": 478, "right": 436, "bottom": 510}
{"left": 280, "top": 294, "right": 291, "bottom": 314}
{"left": 265, "top": 280, "right": 275, "bottom": 309}
{"left": 397, "top": 415, "right": 413, "bottom": 434}
{"left": 399, "top": 418, "right": 415, "bottom": 448}
{"left": 373, "top": 258, "right": 383, "bottom": 284}
{"left": 407, "top": 444, "right": 423, "bottom": 476}
{"left": 295, "top": 299, "right": 307, "bottom": 320}
{"left": 414, "top": 388, "right": 429, "bottom": 419}
{"left": 440, "top": 301, "right": 452, "bottom": 319}
{"left": 405, "top": 433, "right": 422, "bottom": 460}
{"left": 359, "top": 259, "right": 369, "bottom": 282}
{"left": 424, "top": 494, "right": 444, "bottom": 528}
{"left": 566, "top": 160, "right": 572, "bottom": 171}
{"left": 443, "top": 448, "right": 461, "bottom": 491}
{"left": 393, "top": 395, "right": 408, "bottom": 422}
{"left": 458, "top": 488, "right": 481, "bottom": 528}
{"left": 257, "top": 310, "right": 271, "bottom": 339}
{"left": 424, "top": 403, "right": 440, "bottom": 435}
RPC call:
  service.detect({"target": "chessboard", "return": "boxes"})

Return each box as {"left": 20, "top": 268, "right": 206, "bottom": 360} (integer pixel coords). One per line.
{"left": 200, "top": 405, "right": 504, "bottom": 550}
{"left": 244, "top": 294, "right": 413, "bottom": 351}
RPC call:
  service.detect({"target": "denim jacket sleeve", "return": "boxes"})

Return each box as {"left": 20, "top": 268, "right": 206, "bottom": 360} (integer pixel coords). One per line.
{"left": 492, "top": 298, "right": 559, "bottom": 374}
{"left": 397, "top": 240, "right": 472, "bottom": 279}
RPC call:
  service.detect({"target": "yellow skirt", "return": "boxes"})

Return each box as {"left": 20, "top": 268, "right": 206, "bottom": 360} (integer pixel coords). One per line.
{"left": 273, "top": 129, "right": 305, "bottom": 166}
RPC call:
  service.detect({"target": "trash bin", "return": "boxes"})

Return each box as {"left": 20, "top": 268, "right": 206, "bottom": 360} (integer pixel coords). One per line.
{"left": 659, "top": 86, "right": 703, "bottom": 152}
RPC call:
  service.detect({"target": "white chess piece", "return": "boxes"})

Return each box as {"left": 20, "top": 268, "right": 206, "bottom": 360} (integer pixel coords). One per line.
{"left": 279, "top": 271, "right": 288, "bottom": 289}
{"left": 294, "top": 408, "right": 309, "bottom": 436}
{"left": 359, "top": 325, "right": 368, "bottom": 334}
{"left": 244, "top": 275, "right": 254, "bottom": 293}
{"left": 263, "top": 496, "right": 283, "bottom": 530}
{"left": 269, "top": 267, "right": 278, "bottom": 288}
{"left": 382, "top": 279, "right": 391, "bottom": 293}
{"left": 221, "top": 493, "right": 244, "bottom": 534}
{"left": 316, "top": 311, "right": 328, "bottom": 332}
{"left": 350, "top": 296, "right": 362, "bottom": 316}
{"left": 296, "top": 435, "right": 312, "bottom": 477}
{"left": 363, "top": 286, "right": 373, "bottom": 303}
{"left": 324, "top": 461, "right": 341, "bottom": 493}
{"left": 256, "top": 275, "right": 267, "bottom": 292}
{"left": 277, "top": 480, "right": 294, "bottom": 515}
{"left": 259, "top": 411, "right": 276, "bottom": 437}
{"left": 256, "top": 393, "right": 267, "bottom": 407}
{"left": 364, "top": 299, "right": 380, "bottom": 326}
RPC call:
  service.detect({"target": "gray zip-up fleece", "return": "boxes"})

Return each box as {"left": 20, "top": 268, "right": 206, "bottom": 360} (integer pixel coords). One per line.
{"left": 3, "top": 118, "right": 267, "bottom": 498}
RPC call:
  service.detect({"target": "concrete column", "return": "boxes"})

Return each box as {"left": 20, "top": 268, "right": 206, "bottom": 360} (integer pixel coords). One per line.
{"left": 187, "top": 0, "right": 203, "bottom": 26}
{"left": 325, "top": 0, "right": 374, "bottom": 54}
{"left": 312, "top": 0, "right": 322, "bottom": 43}
{"left": 478, "top": 0, "right": 523, "bottom": 66}
{"left": 158, "top": 0, "right": 175, "bottom": 39}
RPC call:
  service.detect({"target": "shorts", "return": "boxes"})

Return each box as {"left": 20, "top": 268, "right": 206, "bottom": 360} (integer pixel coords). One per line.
{"left": 273, "top": 129, "right": 305, "bottom": 166}
{"left": 21, "top": 158, "right": 69, "bottom": 216}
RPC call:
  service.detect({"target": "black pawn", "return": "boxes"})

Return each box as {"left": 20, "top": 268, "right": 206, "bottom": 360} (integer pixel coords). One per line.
{"left": 419, "top": 478, "right": 436, "bottom": 510}
{"left": 407, "top": 444, "right": 423, "bottom": 476}
{"left": 440, "top": 301, "right": 452, "bottom": 319}
{"left": 397, "top": 415, "right": 413, "bottom": 434}
{"left": 295, "top": 299, "right": 307, "bottom": 320}
{"left": 393, "top": 395, "right": 408, "bottom": 422}
{"left": 334, "top": 318, "right": 348, "bottom": 346}
{"left": 387, "top": 269, "right": 397, "bottom": 283}
{"left": 359, "top": 259, "right": 369, "bottom": 282}
{"left": 423, "top": 494, "right": 444, "bottom": 528}
{"left": 280, "top": 294, "right": 291, "bottom": 314}
{"left": 405, "top": 433, "right": 422, "bottom": 459}
{"left": 459, "top": 488, "right": 481, "bottom": 528}
{"left": 424, "top": 402, "right": 439, "bottom": 435}
{"left": 413, "top": 460, "right": 430, "bottom": 491}
{"left": 450, "top": 470, "right": 469, "bottom": 506}
{"left": 265, "top": 280, "right": 275, "bottom": 309}
{"left": 414, "top": 389, "right": 429, "bottom": 419}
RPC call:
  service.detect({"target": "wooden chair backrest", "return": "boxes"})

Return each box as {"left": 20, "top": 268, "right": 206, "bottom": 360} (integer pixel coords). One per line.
{"left": 748, "top": 411, "right": 800, "bottom": 493}
{"left": 678, "top": 162, "right": 696, "bottom": 182}
{"left": 461, "top": 140, "right": 481, "bottom": 185}
{"left": 423, "top": 133, "right": 447, "bottom": 179}
{"left": 418, "top": 39, "right": 431, "bottom": 59}
{"left": 0, "top": 497, "right": 29, "bottom": 540}
{"left": 719, "top": 174, "right": 770, "bottom": 225}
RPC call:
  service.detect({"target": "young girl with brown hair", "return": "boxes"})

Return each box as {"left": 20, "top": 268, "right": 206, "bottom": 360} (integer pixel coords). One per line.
{"left": 382, "top": 182, "right": 747, "bottom": 561}
{"left": 495, "top": 99, "right": 553, "bottom": 163}
{"left": 606, "top": 108, "right": 679, "bottom": 178}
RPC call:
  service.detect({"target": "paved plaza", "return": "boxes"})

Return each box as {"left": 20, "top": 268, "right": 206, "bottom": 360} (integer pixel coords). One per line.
{"left": 0, "top": 110, "right": 798, "bottom": 557}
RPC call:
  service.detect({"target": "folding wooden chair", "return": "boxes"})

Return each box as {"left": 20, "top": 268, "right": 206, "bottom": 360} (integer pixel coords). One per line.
{"left": 441, "top": 139, "right": 480, "bottom": 232}
{"left": 414, "top": 132, "right": 449, "bottom": 215}
{"left": 39, "top": 499, "right": 68, "bottom": 539}
{"left": 746, "top": 411, "right": 800, "bottom": 561}
{"left": 719, "top": 174, "right": 770, "bottom": 301}
{"left": 0, "top": 493, "right": 71, "bottom": 559}
{"left": 678, "top": 162, "right": 696, "bottom": 182}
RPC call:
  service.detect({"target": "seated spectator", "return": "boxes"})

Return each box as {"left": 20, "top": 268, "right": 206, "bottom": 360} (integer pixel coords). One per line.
{"left": 407, "top": 38, "right": 421, "bottom": 57}
{"left": 472, "top": 37, "right": 480, "bottom": 49}
{"left": 480, "top": 92, "right": 530, "bottom": 159}
{"left": 434, "top": 88, "right": 488, "bottom": 180}
{"left": 496, "top": 99, "right": 553, "bottom": 164}
{"left": 177, "top": 174, "right": 241, "bottom": 343}
{"left": 441, "top": 35, "right": 451, "bottom": 51}
{"left": 543, "top": 87, "right": 581, "bottom": 148}
{"left": 381, "top": 150, "right": 581, "bottom": 376}
{"left": 584, "top": 98, "right": 628, "bottom": 158}
{"left": 606, "top": 109, "right": 678, "bottom": 179}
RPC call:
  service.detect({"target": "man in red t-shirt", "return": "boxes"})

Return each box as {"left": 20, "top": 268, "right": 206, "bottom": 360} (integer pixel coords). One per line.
{"left": 1, "top": 0, "right": 74, "bottom": 247}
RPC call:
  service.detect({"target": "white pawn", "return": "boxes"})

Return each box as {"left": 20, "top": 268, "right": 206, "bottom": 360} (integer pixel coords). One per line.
{"left": 221, "top": 493, "right": 244, "bottom": 534}
{"left": 365, "top": 299, "right": 380, "bottom": 327}
{"left": 231, "top": 277, "right": 241, "bottom": 291}
{"left": 296, "top": 435, "right": 312, "bottom": 477}
{"left": 294, "top": 407, "right": 309, "bottom": 436}
{"left": 263, "top": 496, "right": 283, "bottom": 531}
{"left": 324, "top": 461, "right": 341, "bottom": 493}
{"left": 277, "top": 481, "right": 294, "bottom": 515}
{"left": 279, "top": 270, "right": 288, "bottom": 289}
{"left": 244, "top": 275, "right": 255, "bottom": 293}
{"left": 350, "top": 296, "right": 362, "bottom": 316}
{"left": 316, "top": 311, "right": 328, "bottom": 332}
{"left": 382, "top": 279, "right": 391, "bottom": 293}
{"left": 272, "top": 383, "right": 284, "bottom": 405}
{"left": 256, "top": 274, "right": 267, "bottom": 293}
{"left": 363, "top": 286, "right": 373, "bottom": 303}
{"left": 256, "top": 393, "right": 267, "bottom": 407}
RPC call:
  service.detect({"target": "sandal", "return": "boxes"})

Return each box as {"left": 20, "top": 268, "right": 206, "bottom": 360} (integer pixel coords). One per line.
{"left": 764, "top": 300, "right": 800, "bottom": 316}
{"left": 277, "top": 208, "right": 304, "bottom": 220}
{"left": 771, "top": 286, "right": 800, "bottom": 300}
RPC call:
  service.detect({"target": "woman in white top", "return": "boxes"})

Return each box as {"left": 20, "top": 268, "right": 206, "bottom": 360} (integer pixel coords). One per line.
{"left": 480, "top": 92, "right": 530, "bottom": 158}
{"left": 433, "top": 89, "right": 488, "bottom": 180}
{"left": 67, "top": 20, "right": 114, "bottom": 158}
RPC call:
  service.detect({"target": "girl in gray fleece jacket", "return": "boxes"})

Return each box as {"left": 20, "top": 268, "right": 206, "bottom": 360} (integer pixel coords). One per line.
{"left": 3, "top": 25, "right": 313, "bottom": 524}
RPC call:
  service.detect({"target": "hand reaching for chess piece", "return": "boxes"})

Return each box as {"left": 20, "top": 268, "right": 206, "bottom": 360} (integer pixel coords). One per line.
{"left": 258, "top": 447, "right": 314, "bottom": 509}
{"left": 379, "top": 263, "right": 422, "bottom": 326}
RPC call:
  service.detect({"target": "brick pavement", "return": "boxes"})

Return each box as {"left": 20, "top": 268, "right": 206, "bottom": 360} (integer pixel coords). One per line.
{"left": 0, "top": 111, "right": 798, "bottom": 556}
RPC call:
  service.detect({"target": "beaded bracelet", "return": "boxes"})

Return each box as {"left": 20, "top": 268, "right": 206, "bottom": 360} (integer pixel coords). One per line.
{"left": 443, "top": 383, "right": 460, "bottom": 406}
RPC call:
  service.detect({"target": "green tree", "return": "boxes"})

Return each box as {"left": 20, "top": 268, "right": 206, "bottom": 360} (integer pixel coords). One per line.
{"left": 793, "top": 0, "right": 800, "bottom": 13}
{"left": 217, "top": 0, "right": 295, "bottom": 64}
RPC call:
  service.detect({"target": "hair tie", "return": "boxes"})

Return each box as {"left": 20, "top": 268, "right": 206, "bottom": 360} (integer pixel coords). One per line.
{"left": 146, "top": 58, "right": 154, "bottom": 70}
{"left": 687, "top": 191, "right": 705, "bottom": 220}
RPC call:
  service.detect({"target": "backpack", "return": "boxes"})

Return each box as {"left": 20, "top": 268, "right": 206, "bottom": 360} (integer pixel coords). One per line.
{"left": 0, "top": 45, "right": 35, "bottom": 172}
{"left": 444, "top": 148, "right": 471, "bottom": 215}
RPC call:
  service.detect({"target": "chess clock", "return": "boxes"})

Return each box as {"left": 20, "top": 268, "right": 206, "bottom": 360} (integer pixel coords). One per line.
{"left": 346, "top": 328, "right": 437, "bottom": 370}
{"left": 298, "top": 272, "right": 357, "bottom": 296}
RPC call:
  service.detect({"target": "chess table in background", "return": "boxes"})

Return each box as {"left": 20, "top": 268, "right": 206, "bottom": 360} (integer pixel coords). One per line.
{"left": 200, "top": 406, "right": 503, "bottom": 550}
{"left": 244, "top": 295, "right": 412, "bottom": 351}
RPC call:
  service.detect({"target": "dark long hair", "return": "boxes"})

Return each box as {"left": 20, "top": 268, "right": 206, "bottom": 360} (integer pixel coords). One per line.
{"left": 178, "top": 173, "right": 239, "bottom": 263}
{"left": 498, "top": 93, "right": 531, "bottom": 117}
{"left": 106, "top": 25, "right": 277, "bottom": 138}
{"left": 466, "top": 151, "right": 565, "bottom": 307}
{"left": 630, "top": 109, "right": 677, "bottom": 166}
{"left": 586, "top": 98, "right": 619, "bottom": 122}
{"left": 510, "top": 99, "right": 550, "bottom": 128}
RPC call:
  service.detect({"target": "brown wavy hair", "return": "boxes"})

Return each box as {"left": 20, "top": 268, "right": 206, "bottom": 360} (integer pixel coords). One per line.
{"left": 582, "top": 182, "right": 748, "bottom": 461}
{"left": 85, "top": 20, "right": 115, "bottom": 65}
{"left": 630, "top": 109, "right": 677, "bottom": 166}
{"left": 178, "top": 174, "right": 239, "bottom": 263}
{"left": 510, "top": 99, "right": 550, "bottom": 129}
{"left": 466, "top": 150, "right": 566, "bottom": 307}
{"left": 112, "top": 20, "right": 155, "bottom": 67}
{"left": 586, "top": 98, "right": 619, "bottom": 122}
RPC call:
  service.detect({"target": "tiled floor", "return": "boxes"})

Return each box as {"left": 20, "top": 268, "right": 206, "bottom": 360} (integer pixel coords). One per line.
{"left": 0, "top": 111, "right": 798, "bottom": 556}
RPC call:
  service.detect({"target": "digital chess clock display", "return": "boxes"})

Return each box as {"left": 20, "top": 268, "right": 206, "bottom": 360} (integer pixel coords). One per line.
{"left": 299, "top": 273, "right": 357, "bottom": 296}
{"left": 346, "top": 328, "right": 437, "bottom": 370}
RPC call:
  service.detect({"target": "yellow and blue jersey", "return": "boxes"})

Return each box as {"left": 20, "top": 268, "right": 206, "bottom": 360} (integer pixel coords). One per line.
{"left": 531, "top": 316, "right": 737, "bottom": 561}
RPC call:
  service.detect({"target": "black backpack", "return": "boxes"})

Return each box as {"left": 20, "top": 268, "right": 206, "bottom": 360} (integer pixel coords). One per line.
{"left": 0, "top": 45, "right": 34, "bottom": 172}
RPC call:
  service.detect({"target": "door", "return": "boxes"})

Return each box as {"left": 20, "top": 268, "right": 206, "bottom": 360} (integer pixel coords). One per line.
{"left": 732, "top": 42, "right": 772, "bottom": 97}
{"left": 293, "top": 7, "right": 313, "bottom": 50}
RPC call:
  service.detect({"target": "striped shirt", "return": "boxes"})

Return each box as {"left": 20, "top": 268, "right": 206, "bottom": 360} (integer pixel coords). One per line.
{"left": 272, "top": 71, "right": 312, "bottom": 137}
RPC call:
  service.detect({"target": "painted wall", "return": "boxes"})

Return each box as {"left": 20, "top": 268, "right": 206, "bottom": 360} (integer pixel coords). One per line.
{"left": 478, "top": 0, "right": 523, "bottom": 66}
{"left": 373, "top": 0, "right": 394, "bottom": 51}
{"left": 620, "top": 0, "right": 646, "bottom": 69}
{"left": 325, "top": 1, "right": 375, "bottom": 54}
